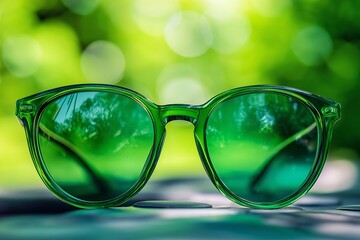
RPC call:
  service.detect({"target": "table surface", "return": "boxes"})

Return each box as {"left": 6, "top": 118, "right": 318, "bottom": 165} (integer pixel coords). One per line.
{"left": 1, "top": 177, "right": 360, "bottom": 240}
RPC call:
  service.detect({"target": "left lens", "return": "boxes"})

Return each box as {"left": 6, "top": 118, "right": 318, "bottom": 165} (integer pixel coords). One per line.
{"left": 205, "top": 92, "right": 319, "bottom": 204}
{"left": 38, "top": 91, "right": 154, "bottom": 202}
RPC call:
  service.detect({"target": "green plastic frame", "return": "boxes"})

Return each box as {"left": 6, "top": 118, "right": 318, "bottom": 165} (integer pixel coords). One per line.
{"left": 16, "top": 84, "right": 341, "bottom": 209}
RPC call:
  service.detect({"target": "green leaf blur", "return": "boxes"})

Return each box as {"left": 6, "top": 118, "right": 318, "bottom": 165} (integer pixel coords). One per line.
{"left": 0, "top": 0, "right": 359, "bottom": 186}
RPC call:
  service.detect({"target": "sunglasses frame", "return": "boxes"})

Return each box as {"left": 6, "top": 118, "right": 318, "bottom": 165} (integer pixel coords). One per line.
{"left": 16, "top": 84, "right": 341, "bottom": 209}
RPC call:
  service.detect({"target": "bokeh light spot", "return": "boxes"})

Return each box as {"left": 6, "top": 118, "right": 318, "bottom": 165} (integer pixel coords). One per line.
{"left": 312, "top": 159, "right": 358, "bottom": 193}
{"left": 210, "top": 14, "right": 251, "bottom": 54}
{"left": 292, "top": 25, "right": 333, "bottom": 66}
{"left": 203, "top": 0, "right": 242, "bottom": 20}
{"left": 161, "top": 78, "right": 208, "bottom": 104}
{"left": 2, "top": 35, "right": 42, "bottom": 78}
{"left": 62, "top": 0, "right": 100, "bottom": 15}
{"left": 81, "top": 40, "right": 126, "bottom": 84}
{"left": 328, "top": 43, "right": 359, "bottom": 84}
{"left": 157, "top": 64, "right": 209, "bottom": 104}
{"left": 251, "top": 0, "right": 291, "bottom": 17}
{"left": 165, "top": 11, "right": 213, "bottom": 58}
{"left": 133, "top": 0, "right": 179, "bottom": 36}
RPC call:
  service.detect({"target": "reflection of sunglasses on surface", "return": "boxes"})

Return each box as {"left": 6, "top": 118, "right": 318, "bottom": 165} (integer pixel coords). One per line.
{"left": 16, "top": 84, "right": 340, "bottom": 209}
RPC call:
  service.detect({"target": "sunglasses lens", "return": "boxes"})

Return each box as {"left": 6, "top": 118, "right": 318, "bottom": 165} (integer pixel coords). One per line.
{"left": 206, "top": 93, "right": 318, "bottom": 203}
{"left": 38, "top": 91, "right": 154, "bottom": 202}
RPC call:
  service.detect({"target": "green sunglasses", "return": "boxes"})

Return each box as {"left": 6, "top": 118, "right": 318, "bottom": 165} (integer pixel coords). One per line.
{"left": 16, "top": 84, "right": 340, "bottom": 209}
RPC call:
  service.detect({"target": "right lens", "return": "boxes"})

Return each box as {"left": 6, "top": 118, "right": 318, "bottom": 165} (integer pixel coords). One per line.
{"left": 205, "top": 92, "right": 319, "bottom": 204}
{"left": 38, "top": 91, "right": 154, "bottom": 202}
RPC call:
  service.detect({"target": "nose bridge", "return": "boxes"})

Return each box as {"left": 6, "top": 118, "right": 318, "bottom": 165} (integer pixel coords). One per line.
{"left": 160, "top": 104, "right": 200, "bottom": 125}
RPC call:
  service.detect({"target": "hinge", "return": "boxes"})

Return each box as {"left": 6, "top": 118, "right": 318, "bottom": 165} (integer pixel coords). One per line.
{"left": 19, "top": 104, "right": 36, "bottom": 113}
{"left": 321, "top": 104, "right": 341, "bottom": 120}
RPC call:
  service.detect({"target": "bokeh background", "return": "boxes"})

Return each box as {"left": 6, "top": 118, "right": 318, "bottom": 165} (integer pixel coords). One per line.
{"left": 0, "top": 0, "right": 359, "bottom": 193}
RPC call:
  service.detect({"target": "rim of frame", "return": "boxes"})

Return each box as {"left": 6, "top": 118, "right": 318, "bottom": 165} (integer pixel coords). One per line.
{"left": 29, "top": 86, "right": 164, "bottom": 208}
{"left": 196, "top": 87, "right": 327, "bottom": 209}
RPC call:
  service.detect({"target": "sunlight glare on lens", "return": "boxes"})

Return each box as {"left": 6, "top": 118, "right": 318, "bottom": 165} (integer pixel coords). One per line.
{"left": 164, "top": 11, "right": 213, "bottom": 58}
{"left": 81, "top": 40, "right": 126, "bottom": 84}
{"left": 62, "top": 0, "right": 100, "bottom": 15}
{"left": 292, "top": 25, "right": 333, "bottom": 66}
{"left": 133, "top": 0, "right": 179, "bottom": 36}
{"left": 2, "top": 35, "right": 42, "bottom": 78}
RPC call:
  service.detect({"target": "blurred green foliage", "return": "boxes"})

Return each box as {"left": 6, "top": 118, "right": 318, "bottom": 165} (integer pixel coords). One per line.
{"left": 0, "top": 0, "right": 359, "bottom": 186}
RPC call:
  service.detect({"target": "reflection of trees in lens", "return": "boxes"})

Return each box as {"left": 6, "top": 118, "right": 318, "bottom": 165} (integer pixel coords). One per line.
{"left": 39, "top": 91, "right": 154, "bottom": 201}
{"left": 206, "top": 93, "right": 318, "bottom": 202}
{"left": 42, "top": 92, "right": 153, "bottom": 156}
{"left": 207, "top": 93, "right": 314, "bottom": 141}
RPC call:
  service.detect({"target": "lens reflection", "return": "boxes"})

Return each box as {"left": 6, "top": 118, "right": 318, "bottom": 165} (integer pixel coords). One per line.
{"left": 206, "top": 93, "right": 318, "bottom": 203}
{"left": 39, "top": 91, "right": 154, "bottom": 202}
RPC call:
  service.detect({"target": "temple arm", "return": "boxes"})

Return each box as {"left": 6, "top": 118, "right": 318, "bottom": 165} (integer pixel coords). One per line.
{"left": 39, "top": 124, "right": 110, "bottom": 194}
{"left": 250, "top": 122, "right": 317, "bottom": 191}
